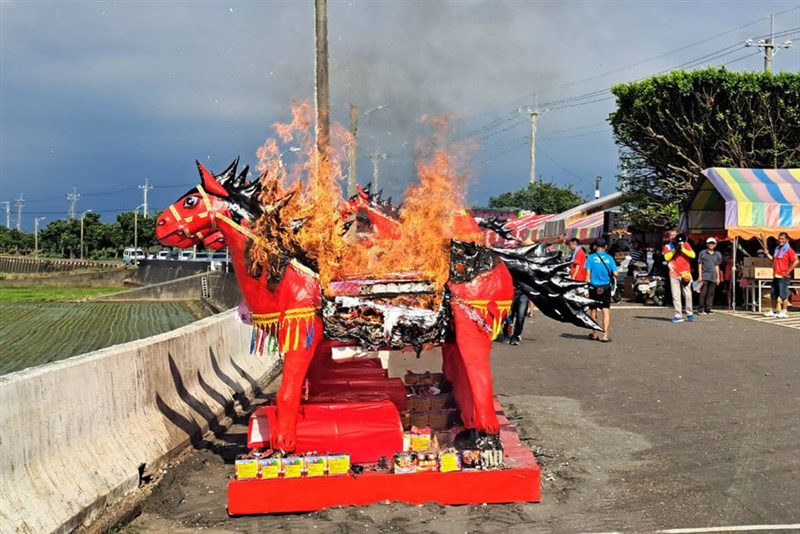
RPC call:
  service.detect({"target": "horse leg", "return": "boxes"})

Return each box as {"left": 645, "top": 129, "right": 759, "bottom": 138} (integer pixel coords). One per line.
{"left": 451, "top": 304, "right": 500, "bottom": 434}
{"left": 272, "top": 317, "right": 323, "bottom": 452}
{"left": 442, "top": 341, "right": 477, "bottom": 429}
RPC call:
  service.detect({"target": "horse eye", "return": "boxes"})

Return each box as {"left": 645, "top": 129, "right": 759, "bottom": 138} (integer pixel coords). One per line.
{"left": 184, "top": 196, "right": 199, "bottom": 209}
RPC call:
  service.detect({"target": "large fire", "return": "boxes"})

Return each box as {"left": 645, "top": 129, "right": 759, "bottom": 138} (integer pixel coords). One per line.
{"left": 249, "top": 103, "right": 480, "bottom": 293}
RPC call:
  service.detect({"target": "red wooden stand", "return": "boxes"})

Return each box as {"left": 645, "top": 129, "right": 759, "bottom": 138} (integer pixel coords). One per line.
{"left": 227, "top": 398, "right": 540, "bottom": 514}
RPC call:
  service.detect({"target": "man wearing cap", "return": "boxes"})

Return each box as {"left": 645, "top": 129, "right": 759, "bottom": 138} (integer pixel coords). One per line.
{"left": 584, "top": 238, "right": 618, "bottom": 342}
{"left": 759, "top": 232, "right": 798, "bottom": 319}
{"left": 697, "top": 237, "right": 722, "bottom": 315}
{"left": 664, "top": 229, "right": 696, "bottom": 323}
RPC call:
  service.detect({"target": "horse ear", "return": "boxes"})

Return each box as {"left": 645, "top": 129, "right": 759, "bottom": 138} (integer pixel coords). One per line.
{"left": 196, "top": 161, "right": 229, "bottom": 197}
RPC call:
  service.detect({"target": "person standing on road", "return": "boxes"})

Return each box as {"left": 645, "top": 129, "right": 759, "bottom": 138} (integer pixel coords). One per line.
{"left": 759, "top": 232, "right": 798, "bottom": 318}
{"left": 697, "top": 237, "right": 722, "bottom": 315}
{"left": 664, "top": 229, "right": 696, "bottom": 323}
{"left": 584, "top": 238, "right": 618, "bottom": 342}
{"left": 569, "top": 238, "right": 587, "bottom": 281}
{"left": 506, "top": 287, "right": 529, "bottom": 346}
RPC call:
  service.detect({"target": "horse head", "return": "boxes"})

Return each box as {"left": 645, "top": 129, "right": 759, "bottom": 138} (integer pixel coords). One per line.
{"left": 156, "top": 157, "right": 260, "bottom": 249}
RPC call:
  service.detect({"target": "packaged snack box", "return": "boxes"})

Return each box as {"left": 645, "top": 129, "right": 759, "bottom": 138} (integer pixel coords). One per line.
{"left": 416, "top": 452, "right": 439, "bottom": 473}
{"left": 410, "top": 429, "right": 432, "bottom": 452}
{"left": 439, "top": 452, "right": 462, "bottom": 473}
{"left": 305, "top": 455, "right": 328, "bottom": 478}
{"left": 235, "top": 458, "right": 259, "bottom": 480}
{"left": 282, "top": 456, "right": 305, "bottom": 478}
{"left": 327, "top": 454, "right": 351, "bottom": 476}
{"left": 258, "top": 457, "right": 281, "bottom": 479}
{"left": 393, "top": 452, "right": 417, "bottom": 474}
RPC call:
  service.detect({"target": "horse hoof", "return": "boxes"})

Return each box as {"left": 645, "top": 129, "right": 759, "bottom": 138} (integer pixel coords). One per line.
{"left": 271, "top": 432, "right": 297, "bottom": 453}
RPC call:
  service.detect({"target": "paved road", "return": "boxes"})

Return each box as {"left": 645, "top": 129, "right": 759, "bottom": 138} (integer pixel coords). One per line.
{"left": 125, "top": 306, "right": 800, "bottom": 533}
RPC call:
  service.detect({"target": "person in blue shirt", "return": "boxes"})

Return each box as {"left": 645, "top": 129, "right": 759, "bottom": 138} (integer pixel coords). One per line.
{"left": 584, "top": 237, "right": 619, "bottom": 342}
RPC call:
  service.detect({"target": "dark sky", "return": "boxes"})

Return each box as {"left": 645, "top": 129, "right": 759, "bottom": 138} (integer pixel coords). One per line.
{"left": 1, "top": 0, "right": 798, "bottom": 231}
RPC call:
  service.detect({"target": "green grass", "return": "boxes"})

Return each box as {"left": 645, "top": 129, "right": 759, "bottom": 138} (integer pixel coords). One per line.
{"left": 0, "top": 286, "right": 127, "bottom": 303}
{"left": 0, "top": 301, "right": 203, "bottom": 375}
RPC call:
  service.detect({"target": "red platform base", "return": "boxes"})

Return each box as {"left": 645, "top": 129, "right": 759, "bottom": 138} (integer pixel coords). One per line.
{"left": 228, "top": 398, "right": 540, "bottom": 514}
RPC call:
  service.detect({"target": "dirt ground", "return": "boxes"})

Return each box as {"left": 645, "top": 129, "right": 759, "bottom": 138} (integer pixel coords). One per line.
{"left": 113, "top": 306, "right": 800, "bottom": 533}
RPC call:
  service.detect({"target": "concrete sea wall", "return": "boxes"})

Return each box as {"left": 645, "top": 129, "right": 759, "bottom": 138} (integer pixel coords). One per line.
{"left": 0, "top": 311, "right": 277, "bottom": 533}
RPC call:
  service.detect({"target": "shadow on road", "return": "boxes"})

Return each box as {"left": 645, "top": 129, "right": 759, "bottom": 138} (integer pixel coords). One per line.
{"left": 633, "top": 315, "right": 673, "bottom": 321}
{"left": 559, "top": 333, "right": 598, "bottom": 340}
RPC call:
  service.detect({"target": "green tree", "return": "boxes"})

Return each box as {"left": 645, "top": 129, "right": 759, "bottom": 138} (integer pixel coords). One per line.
{"left": 0, "top": 227, "right": 33, "bottom": 254}
{"left": 38, "top": 219, "right": 81, "bottom": 258}
{"left": 610, "top": 68, "right": 800, "bottom": 230}
{"left": 488, "top": 181, "right": 584, "bottom": 214}
{"left": 116, "top": 210, "right": 160, "bottom": 252}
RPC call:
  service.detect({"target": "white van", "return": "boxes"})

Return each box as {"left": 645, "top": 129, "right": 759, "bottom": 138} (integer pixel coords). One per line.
{"left": 122, "top": 248, "right": 145, "bottom": 265}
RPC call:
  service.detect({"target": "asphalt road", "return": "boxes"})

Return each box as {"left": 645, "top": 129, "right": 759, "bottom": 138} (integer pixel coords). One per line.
{"left": 123, "top": 306, "right": 800, "bottom": 534}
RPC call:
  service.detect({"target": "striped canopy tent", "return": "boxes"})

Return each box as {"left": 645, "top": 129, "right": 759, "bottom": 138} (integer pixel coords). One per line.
{"left": 504, "top": 213, "right": 555, "bottom": 243}
{"left": 541, "top": 192, "right": 623, "bottom": 243}
{"left": 564, "top": 211, "right": 605, "bottom": 243}
{"left": 682, "top": 168, "right": 800, "bottom": 240}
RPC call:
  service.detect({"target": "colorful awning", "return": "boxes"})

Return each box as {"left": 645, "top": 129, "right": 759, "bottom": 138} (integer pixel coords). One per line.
{"left": 564, "top": 211, "right": 605, "bottom": 243}
{"left": 505, "top": 214, "right": 555, "bottom": 243}
{"left": 684, "top": 168, "right": 800, "bottom": 240}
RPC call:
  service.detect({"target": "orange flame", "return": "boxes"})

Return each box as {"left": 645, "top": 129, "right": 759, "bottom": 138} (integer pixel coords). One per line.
{"left": 249, "top": 104, "right": 478, "bottom": 295}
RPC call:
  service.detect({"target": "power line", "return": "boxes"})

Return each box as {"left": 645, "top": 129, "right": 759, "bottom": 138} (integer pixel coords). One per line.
{"left": 466, "top": 10, "right": 800, "bottom": 138}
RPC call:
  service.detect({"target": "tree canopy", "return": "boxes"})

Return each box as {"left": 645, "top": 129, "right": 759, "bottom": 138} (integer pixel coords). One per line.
{"left": 610, "top": 68, "right": 800, "bottom": 230}
{"left": 488, "top": 181, "right": 584, "bottom": 214}
{"left": 0, "top": 210, "right": 164, "bottom": 259}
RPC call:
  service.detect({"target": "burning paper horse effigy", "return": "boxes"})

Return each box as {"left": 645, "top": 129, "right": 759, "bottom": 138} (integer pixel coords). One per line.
{"left": 156, "top": 154, "right": 600, "bottom": 455}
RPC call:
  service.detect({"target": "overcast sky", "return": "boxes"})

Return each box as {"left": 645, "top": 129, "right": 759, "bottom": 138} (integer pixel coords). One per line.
{"left": 1, "top": 0, "right": 798, "bottom": 231}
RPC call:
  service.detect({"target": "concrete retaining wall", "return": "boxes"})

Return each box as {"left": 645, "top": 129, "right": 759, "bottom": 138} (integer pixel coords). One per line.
{"left": 0, "top": 311, "right": 277, "bottom": 534}
{"left": 0, "top": 256, "right": 122, "bottom": 274}
{"left": 0, "top": 269, "right": 133, "bottom": 288}
{"left": 96, "top": 272, "right": 209, "bottom": 302}
{"left": 132, "top": 260, "right": 214, "bottom": 285}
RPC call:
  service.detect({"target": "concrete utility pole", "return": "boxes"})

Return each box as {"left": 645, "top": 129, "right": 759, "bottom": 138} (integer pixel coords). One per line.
{"left": 518, "top": 106, "right": 548, "bottom": 185}
{"left": 365, "top": 152, "right": 387, "bottom": 193}
{"left": 314, "top": 0, "right": 331, "bottom": 178}
{"left": 746, "top": 15, "right": 793, "bottom": 72}
{"left": 14, "top": 195, "right": 24, "bottom": 231}
{"left": 348, "top": 105, "right": 359, "bottom": 197}
{"left": 66, "top": 188, "right": 80, "bottom": 220}
{"left": 139, "top": 178, "right": 152, "bottom": 218}
{"left": 595, "top": 176, "right": 602, "bottom": 199}
{"left": 1, "top": 201, "right": 10, "bottom": 228}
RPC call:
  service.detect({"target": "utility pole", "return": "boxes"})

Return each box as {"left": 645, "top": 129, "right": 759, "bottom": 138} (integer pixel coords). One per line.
{"left": 66, "top": 188, "right": 80, "bottom": 220}
{"left": 595, "top": 176, "right": 602, "bottom": 199}
{"left": 746, "top": 15, "right": 793, "bottom": 72}
{"left": 1, "top": 201, "right": 10, "bottom": 228}
{"left": 139, "top": 178, "right": 152, "bottom": 218}
{"left": 518, "top": 106, "right": 548, "bottom": 185}
{"left": 365, "top": 152, "right": 387, "bottom": 192}
{"left": 314, "top": 0, "right": 330, "bottom": 179}
{"left": 14, "top": 195, "right": 24, "bottom": 231}
{"left": 348, "top": 105, "right": 359, "bottom": 197}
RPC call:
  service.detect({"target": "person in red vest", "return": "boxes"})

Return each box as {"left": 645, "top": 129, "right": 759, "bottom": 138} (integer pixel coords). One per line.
{"left": 569, "top": 238, "right": 587, "bottom": 281}
{"left": 759, "top": 232, "right": 798, "bottom": 319}
{"left": 664, "top": 229, "right": 696, "bottom": 323}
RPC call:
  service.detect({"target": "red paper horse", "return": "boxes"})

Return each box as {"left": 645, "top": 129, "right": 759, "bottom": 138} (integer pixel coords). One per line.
{"left": 157, "top": 159, "right": 592, "bottom": 451}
